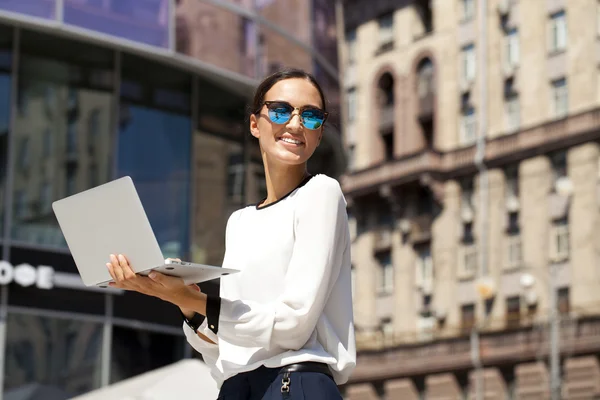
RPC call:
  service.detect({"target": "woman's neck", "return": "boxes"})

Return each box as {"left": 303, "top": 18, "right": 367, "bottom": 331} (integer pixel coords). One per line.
{"left": 261, "top": 155, "right": 308, "bottom": 207}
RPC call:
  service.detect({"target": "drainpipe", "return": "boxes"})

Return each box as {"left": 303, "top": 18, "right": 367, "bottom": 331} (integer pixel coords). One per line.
{"left": 473, "top": 1, "right": 489, "bottom": 399}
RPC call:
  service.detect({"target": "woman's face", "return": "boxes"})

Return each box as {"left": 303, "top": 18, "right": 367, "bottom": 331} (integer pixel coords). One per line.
{"left": 250, "top": 78, "right": 324, "bottom": 167}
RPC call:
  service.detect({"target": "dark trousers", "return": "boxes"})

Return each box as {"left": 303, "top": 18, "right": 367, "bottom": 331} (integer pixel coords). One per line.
{"left": 217, "top": 365, "right": 343, "bottom": 400}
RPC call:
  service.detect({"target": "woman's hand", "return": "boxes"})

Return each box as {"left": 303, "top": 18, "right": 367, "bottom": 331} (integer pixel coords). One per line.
{"left": 106, "top": 254, "right": 200, "bottom": 308}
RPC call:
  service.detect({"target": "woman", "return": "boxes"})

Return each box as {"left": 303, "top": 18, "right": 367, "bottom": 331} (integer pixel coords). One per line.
{"left": 106, "top": 68, "right": 356, "bottom": 399}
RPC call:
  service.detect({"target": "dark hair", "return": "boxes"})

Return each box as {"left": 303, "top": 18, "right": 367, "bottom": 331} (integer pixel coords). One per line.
{"left": 251, "top": 68, "right": 328, "bottom": 115}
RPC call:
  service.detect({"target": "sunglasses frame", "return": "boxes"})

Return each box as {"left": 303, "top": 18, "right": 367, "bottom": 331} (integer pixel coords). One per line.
{"left": 258, "top": 101, "right": 329, "bottom": 129}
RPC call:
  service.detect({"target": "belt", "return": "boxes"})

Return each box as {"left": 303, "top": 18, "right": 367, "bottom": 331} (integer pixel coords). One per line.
{"left": 279, "top": 362, "right": 333, "bottom": 378}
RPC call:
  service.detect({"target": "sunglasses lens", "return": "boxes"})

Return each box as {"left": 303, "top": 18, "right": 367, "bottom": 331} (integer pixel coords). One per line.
{"left": 301, "top": 109, "right": 325, "bottom": 130}
{"left": 267, "top": 103, "right": 292, "bottom": 124}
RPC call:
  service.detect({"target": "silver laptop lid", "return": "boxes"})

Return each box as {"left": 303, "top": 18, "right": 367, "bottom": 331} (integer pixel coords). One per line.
{"left": 52, "top": 176, "right": 165, "bottom": 286}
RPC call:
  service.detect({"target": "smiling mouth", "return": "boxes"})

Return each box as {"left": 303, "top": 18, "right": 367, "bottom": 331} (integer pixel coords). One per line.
{"left": 278, "top": 137, "right": 304, "bottom": 145}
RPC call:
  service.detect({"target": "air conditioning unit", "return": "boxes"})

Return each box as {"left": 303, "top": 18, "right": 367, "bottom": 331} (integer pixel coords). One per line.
{"left": 497, "top": 0, "right": 510, "bottom": 16}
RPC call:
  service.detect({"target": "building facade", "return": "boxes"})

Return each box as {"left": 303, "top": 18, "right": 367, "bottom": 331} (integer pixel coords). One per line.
{"left": 0, "top": 1, "right": 343, "bottom": 399}
{"left": 338, "top": 0, "right": 600, "bottom": 398}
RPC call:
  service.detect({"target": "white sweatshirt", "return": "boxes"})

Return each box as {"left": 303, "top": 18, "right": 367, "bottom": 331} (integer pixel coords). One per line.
{"left": 182, "top": 174, "right": 356, "bottom": 388}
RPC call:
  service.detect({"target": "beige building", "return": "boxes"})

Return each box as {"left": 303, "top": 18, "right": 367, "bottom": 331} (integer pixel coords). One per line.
{"left": 337, "top": 0, "right": 600, "bottom": 398}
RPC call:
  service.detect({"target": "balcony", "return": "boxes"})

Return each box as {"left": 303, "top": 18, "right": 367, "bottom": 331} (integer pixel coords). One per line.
{"left": 351, "top": 316, "right": 600, "bottom": 383}
{"left": 341, "top": 150, "right": 442, "bottom": 196}
{"left": 379, "top": 105, "right": 394, "bottom": 133}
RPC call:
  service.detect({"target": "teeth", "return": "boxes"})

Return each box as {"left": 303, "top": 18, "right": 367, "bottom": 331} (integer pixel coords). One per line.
{"left": 280, "top": 137, "right": 302, "bottom": 145}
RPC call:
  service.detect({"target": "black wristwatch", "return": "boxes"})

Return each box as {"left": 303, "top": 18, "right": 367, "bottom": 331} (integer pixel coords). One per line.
{"left": 181, "top": 310, "right": 205, "bottom": 333}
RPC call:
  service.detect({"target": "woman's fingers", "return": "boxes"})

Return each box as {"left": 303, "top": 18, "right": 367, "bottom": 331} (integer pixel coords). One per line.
{"left": 118, "top": 254, "right": 137, "bottom": 279}
{"left": 106, "top": 262, "right": 117, "bottom": 282}
{"left": 110, "top": 254, "right": 125, "bottom": 281}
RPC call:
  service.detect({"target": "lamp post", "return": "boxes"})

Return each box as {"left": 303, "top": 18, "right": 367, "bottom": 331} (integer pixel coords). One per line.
{"left": 520, "top": 268, "right": 561, "bottom": 400}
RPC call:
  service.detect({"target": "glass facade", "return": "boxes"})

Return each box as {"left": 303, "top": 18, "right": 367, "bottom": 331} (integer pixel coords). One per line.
{"left": 4, "top": 313, "right": 103, "bottom": 398}
{"left": 0, "top": 0, "right": 342, "bottom": 396}
{"left": 0, "top": 25, "right": 12, "bottom": 240}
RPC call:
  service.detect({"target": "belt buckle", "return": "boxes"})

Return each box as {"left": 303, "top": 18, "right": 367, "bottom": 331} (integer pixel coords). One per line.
{"left": 281, "top": 372, "right": 291, "bottom": 393}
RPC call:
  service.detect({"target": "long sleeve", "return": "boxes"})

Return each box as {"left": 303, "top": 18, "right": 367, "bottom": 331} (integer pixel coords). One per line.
{"left": 183, "top": 319, "right": 219, "bottom": 358}
{"left": 209, "top": 177, "right": 349, "bottom": 351}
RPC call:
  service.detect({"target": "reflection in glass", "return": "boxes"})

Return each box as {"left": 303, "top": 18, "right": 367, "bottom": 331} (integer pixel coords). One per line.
{"left": 257, "top": 25, "right": 312, "bottom": 78}
{"left": 64, "top": 0, "right": 170, "bottom": 48}
{"left": 0, "top": 27, "right": 12, "bottom": 239}
{"left": 111, "top": 326, "right": 184, "bottom": 384}
{"left": 118, "top": 55, "right": 192, "bottom": 259}
{"left": 174, "top": 0, "right": 255, "bottom": 77}
{"left": 0, "top": 0, "right": 56, "bottom": 20}
{"left": 192, "top": 132, "right": 244, "bottom": 266}
{"left": 11, "top": 54, "right": 113, "bottom": 247}
{"left": 117, "top": 103, "right": 191, "bottom": 258}
{"left": 4, "top": 313, "right": 103, "bottom": 399}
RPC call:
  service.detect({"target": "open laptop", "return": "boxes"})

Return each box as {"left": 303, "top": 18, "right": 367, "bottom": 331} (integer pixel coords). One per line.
{"left": 52, "top": 176, "right": 238, "bottom": 287}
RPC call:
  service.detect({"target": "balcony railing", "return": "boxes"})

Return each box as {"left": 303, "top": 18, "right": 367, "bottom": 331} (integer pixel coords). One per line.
{"left": 351, "top": 315, "right": 600, "bottom": 383}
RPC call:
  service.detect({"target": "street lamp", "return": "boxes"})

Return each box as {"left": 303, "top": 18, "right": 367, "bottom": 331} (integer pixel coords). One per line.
{"left": 519, "top": 271, "right": 561, "bottom": 400}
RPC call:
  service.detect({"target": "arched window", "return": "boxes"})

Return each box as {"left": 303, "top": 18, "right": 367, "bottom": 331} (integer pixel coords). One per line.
{"left": 376, "top": 72, "right": 395, "bottom": 160}
{"left": 417, "top": 58, "right": 434, "bottom": 99}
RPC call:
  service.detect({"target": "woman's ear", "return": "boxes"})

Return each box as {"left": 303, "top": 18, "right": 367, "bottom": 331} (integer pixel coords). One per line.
{"left": 249, "top": 113, "right": 260, "bottom": 139}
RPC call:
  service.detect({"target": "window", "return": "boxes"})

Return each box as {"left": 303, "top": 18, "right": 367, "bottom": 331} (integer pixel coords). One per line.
{"left": 378, "top": 14, "right": 394, "bottom": 47}
{"left": 552, "top": 78, "right": 568, "bottom": 118}
{"left": 346, "top": 29, "right": 357, "bottom": 64}
{"left": 550, "top": 218, "right": 569, "bottom": 262}
{"left": 557, "top": 287, "right": 570, "bottom": 315}
{"left": 40, "top": 182, "right": 52, "bottom": 214}
{"left": 460, "top": 107, "right": 477, "bottom": 145}
{"left": 462, "top": 44, "right": 476, "bottom": 83}
{"left": 548, "top": 11, "right": 567, "bottom": 53}
{"left": 551, "top": 150, "right": 567, "bottom": 185}
{"left": 506, "top": 296, "right": 521, "bottom": 328}
{"left": 461, "top": 304, "right": 475, "bottom": 334}
{"left": 415, "top": 245, "right": 433, "bottom": 294}
{"left": 505, "top": 165, "right": 519, "bottom": 199}
{"left": 461, "top": 178, "right": 474, "bottom": 214}
{"left": 417, "top": 59, "right": 434, "bottom": 98}
{"left": 66, "top": 121, "right": 77, "bottom": 155}
{"left": 66, "top": 168, "right": 76, "bottom": 196}
{"left": 505, "top": 28, "right": 519, "bottom": 68}
{"left": 377, "top": 251, "right": 394, "bottom": 295}
{"left": 505, "top": 94, "right": 520, "bottom": 133}
{"left": 506, "top": 232, "right": 522, "bottom": 270}
{"left": 43, "top": 128, "right": 52, "bottom": 158}
{"left": 17, "top": 137, "right": 30, "bottom": 170}
{"left": 14, "top": 191, "right": 27, "bottom": 220}
{"left": 347, "top": 88, "right": 357, "bottom": 122}
{"left": 462, "top": 0, "right": 475, "bottom": 21}
{"left": 461, "top": 243, "right": 477, "bottom": 277}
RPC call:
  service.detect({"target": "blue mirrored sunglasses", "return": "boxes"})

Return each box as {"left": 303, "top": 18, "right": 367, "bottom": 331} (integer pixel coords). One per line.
{"left": 260, "top": 101, "right": 328, "bottom": 130}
